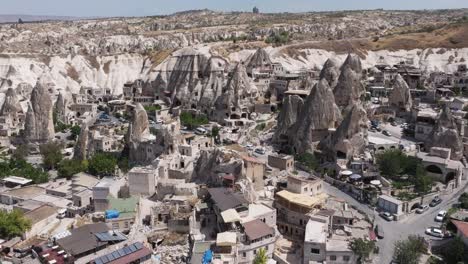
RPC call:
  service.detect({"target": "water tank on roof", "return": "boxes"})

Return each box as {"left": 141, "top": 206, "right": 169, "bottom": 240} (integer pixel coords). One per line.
{"left": 105, "top": 210, "right": 120, "bottom": 219}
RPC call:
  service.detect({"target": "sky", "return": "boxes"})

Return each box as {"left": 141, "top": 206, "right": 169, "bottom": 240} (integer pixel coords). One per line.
{"left": 1, "top": 0, "right": 468, "bottom": 17}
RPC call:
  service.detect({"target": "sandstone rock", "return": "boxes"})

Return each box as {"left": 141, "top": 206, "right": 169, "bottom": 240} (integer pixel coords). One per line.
{"left": 334, "top": 54, "right": 365, "bottom": 108}
{"left": 290, "top": 79, "right": 342, "bottom": 153}
{"left": 318, "top": 103, "right": 368, "bottom": 161}
{"left": 74, "top": 123, "right": 89, "bottom": 160}
{"left": 129, "top": 103, "right": 151, "bottom": 142}
{"left": 24, "top": 81, "right": 55, "bottom": 143}
{"left": 191, "top": 149, "right": 242, "bottom": 184}
{"left": 319, "top": 58, "right": 340, "bottom": 88}
{"left": 213, "top": 63, "right": 255, "bottom": 122}
{"left": 273, "top": 95, "right": 304, "bottom": 143}
{"left": 246, "top": 48, "right": 272, "bottom": 75}
{"left": 0, "top": 88, "right": 22, "bottom": 118}
{"left": 427, "top": 106, "right": 463, "bottom": 160}
{"left": 389, "top": 74, "right": 412, "bottom": 112}
{"left": 54, "top": 92, "right": 69, "bottom": 124}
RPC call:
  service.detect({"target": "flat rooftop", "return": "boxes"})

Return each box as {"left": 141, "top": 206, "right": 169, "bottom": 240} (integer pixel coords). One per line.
{"left": 2, "top": 176, "right": 32, "bottom": 185}
{"left": 2, "top": 186, "right": 45, "bottom": 199}
{"left": 305, "top": 220, "right": 327, "bottom": 243}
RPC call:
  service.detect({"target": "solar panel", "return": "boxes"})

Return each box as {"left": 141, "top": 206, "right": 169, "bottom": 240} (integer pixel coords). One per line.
{"left": 134, "top": 242, "right": 143, "bottom": 250}
{"left": 117, "top": 249, "right": 126, "bottom": 257}
{"left": 95, "top": 259, "right": 103, "bottom": 264}
{"left": 107, "top": 254, "right": 115, "bottom": 262}
{"left": 112, "top": 252, "right": 120, "bottom": 259}
{"left": 123, "top": 247, "right": 131, "bottom": 255}
{"left": 101, "top": 255, "right": 109, "bottom": 264}
{"left": 129, "top": 244, "right": 138, "bottom": 253}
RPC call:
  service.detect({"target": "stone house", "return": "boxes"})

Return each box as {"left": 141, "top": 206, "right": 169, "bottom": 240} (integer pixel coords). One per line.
{"left": 128, "top": 166, "right": 157, "bottom": 196}
{"left": 268, "top": 154, "right": 294, "bottom": 171}
{"left": 242, "top": 156, "right": 265, "bottom": 191}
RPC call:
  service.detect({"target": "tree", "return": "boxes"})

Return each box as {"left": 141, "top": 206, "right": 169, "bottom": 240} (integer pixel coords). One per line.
{"left": 296, "top": 152, "right": 318, "bottom": 172}
{"left": 349, "top": 238, "right": 376, "bottom": 263}
{"left": 253, "top": 248, "right": 268, "bottom": 264}
{"left": 40, "top": 142, "right": 63, "bottom": 170}
{"left": 88, "top": 153, "right": 117, "bottom": 177}
{"left": 69, "top": 125, "right": 81, "bottom": 141}
{"left": 0, "top": 209, "right": 32, "bottom": 239}
{"left": 12, "top": 144, "right": 28, "bottom": 161}
{"left": 393, "top": 235, "right": 427, "bottom": 264}
{"left": 459, "top": 192, "right": 468, "bottom": 209}
{"left": 58, "top": 159, "right": 88, "bottom": 179}
{"left": 376, "top": 149, "right": 404, "bottom": 178}
{"left": 442, "top": 236, "right": 466, "bottom": 264}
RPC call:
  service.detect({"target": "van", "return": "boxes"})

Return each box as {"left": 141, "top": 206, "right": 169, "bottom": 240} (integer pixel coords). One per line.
{"left": 195, "top": 127, "right": 207, "bottom": 135}
{"left": 57, "top": 208, "right": 67, "bottom": 219}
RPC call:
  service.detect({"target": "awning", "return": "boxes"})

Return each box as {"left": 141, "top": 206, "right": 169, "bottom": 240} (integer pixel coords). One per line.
{"left": 216, "top": 232, "right": 237, "bottom": 246}
{"left": 221, "top": 209, "right": 241, "bottom": 223}
{"left": 370, "top": 180, "right": 382, "bottom": 186}
{"left": 340, "top": 170, "right": 353, "bottom": 176}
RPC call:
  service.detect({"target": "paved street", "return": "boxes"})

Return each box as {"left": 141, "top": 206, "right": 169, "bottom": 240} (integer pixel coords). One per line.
{"left": 323, "top": 179, "right": 468, "bottom": 264}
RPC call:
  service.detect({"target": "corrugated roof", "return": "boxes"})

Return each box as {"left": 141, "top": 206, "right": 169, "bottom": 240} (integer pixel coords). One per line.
{"left": 243, "top": 219, "right": 274, "bottom": 241}
{"left": 56, "top": 223, "right": 110, "bottom": 256}
{"left": 452, "top": 220, "right": 468, "bottom": 237}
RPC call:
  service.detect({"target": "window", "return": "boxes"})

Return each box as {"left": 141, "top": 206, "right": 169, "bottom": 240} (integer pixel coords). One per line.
{"left": 343, "top": 256, "right": 350, "bottom": 261}
{"left": 242, "top": 252, "right": 246, "bottom": 258}
{"left": 311, "top": 248, "right": 320, "bottom": 254}
{"left": 330, "top": 255, "right": 337, "bottom": 261}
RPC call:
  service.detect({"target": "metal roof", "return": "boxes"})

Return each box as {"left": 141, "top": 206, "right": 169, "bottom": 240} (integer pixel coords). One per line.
{"left": 95, "top": 231, "right": 127, "bottom": 242}
{"left": 93, "top": 242, "right": 145, "bottom": 264}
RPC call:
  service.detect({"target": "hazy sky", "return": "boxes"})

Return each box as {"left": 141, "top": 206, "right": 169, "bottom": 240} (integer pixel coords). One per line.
{"left": 1, "top": 0, "right": 468, "bottom": 17}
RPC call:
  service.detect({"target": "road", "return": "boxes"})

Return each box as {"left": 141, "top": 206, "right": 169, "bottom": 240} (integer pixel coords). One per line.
{"left": 323, "top": 179, "right": 468, "bottom": 264}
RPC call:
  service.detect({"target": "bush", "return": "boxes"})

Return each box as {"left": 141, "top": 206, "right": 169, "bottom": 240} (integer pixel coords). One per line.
{"left": 180, "top": 112, "right": 209, "bottom": 130}
{"left": 393, "top": 235, "right": 427, "bottom": 264}
{"left": 349, "top": 238, "right": 376, "bottom": 264}
{"left": 0, "top": 159, "right": 49, "bottom": 184}
{"left": 58, "top": 159, "right": 88, "bottom": 179}
{"left": 265, "top": 31, "right": 290, "bottom": 45}
{"left": 256, "top": 123, "right": 266, "bottom": 131}
{"left": 69, "top": 125, "right": 81, "bottom": 141}
{"left": 459, "top": 192, "right": 468, "bottom": 209}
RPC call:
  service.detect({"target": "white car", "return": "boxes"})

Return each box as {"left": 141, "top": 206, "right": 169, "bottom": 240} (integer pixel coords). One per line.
{"left": 416, "top": 205, "right": 429, "bottom": 214}
{"left": 434, "top": 210, "right": 447, "bottom": 222}
{"left": 425, "top": 227, "right": 444, "bottom": 238}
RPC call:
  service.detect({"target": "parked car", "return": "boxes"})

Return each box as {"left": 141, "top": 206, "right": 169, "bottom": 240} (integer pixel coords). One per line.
{"left": 430, "top": 197, "right": 442, "bottom": 207}
{"left": 382, "top": 130, "right": 391, "bottom": 136}
{"left": 435, "top": 210, "right": 447, "bottom": 222}
{"left": 246, "top": 143, "right": 254, "bottom": 150}
{"left": 425, "top": 227, "right": 444, "bottom": 238}
{"left": 375, "top": 225, "right": 385, "bottom": 239}
{"left": 416, "top": 205, "right": 429, "bottom": 214}
{"left": 254, "top": 148, "right": 266, "bottom": 155}
{"left": 195, "top": 127, "right": 207, "bottom": 135}
{"left": 369, "top": 127, "right": 376, "bottom": 132}
{"left": 379, "top": 212, "right": 394, "bottom": 221}
{"left": 391, "top": 121, "right": 398, "bottom": 126}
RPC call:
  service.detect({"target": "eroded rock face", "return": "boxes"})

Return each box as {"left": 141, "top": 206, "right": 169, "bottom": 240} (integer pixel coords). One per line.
{"left": 389, "top": 74, "right": 412, "bottom": 112}
{"left": 273, "top": 95, "right": 304, "bottom": 143}
{"left": 246, "top": 48, "right": 272, "bottom": 75}
{"left": 318, "top": 103, "right": 368, "bottom": 161}
{"left": 334, "top": 54, "right": 364, "bottom": 108}
{"left": 24, "top": 81, "right": 55, "bottom": 143}
{"left": 0, "top": 88, "right": 22, "bottom": 118}
{"left": 213, "top": 63, "right": 256, "bottom": 122}
{"left": 191, "top": 149, "right": 242, "bottom": 184}
{"left": 290, "top": 79, "right": 342, "bottom": 153}
{"left": 74, "top": 124, "right": 89, "bottom": 160}
{"left": 319, "top": 58, "right": 340, "bottom": 88}
{"left": 129, "top": 103, "right": 151, "bottom": 142}
{"left": 54, "top": 93, "right": 69, "bottom": 124}
{"left": 427, "top": 106, "right": 463, "bottom": 160}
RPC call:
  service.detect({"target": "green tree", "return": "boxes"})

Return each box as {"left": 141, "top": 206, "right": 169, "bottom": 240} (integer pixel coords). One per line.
{"left": 0, "top": 209, "right": 32, "bottom": 239}
{"left": 40, "top": 142, "right": 64, "bottom": 170}
{"left": 58, "top": 159, "right": 88, "bottom": 179}
{"left": 180, "top": 112, "right": 209, "bottom": 130}
{"left": 393, "top": 235, "right": 427, "bottom": 264}
{"left": 69, "top": 125, "right": 81, "bottom": 141}
{"left": 349, "top": 238, "right": 376, "bottom": 264}
{"left": 253, "top": 248, "right": 268, "bottom": 264}
{"left": 88, "top": 153, "right": 117, "bottom": 177}
{"left": 442, "top": 236, "right": 466, "bottom": 264}
{"left": 459, "top": 193, "right": 468, "bottom": 209}
{"left": 296, "top": 152, "right": 318, "bottom": 172}
{"left": 376, "top": 149, "right": 404, "bottom": 178}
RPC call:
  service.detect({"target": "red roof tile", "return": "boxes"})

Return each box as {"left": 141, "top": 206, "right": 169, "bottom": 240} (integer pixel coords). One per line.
{"left": 452, "top": 220, "right": 468, "bottom": 237}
